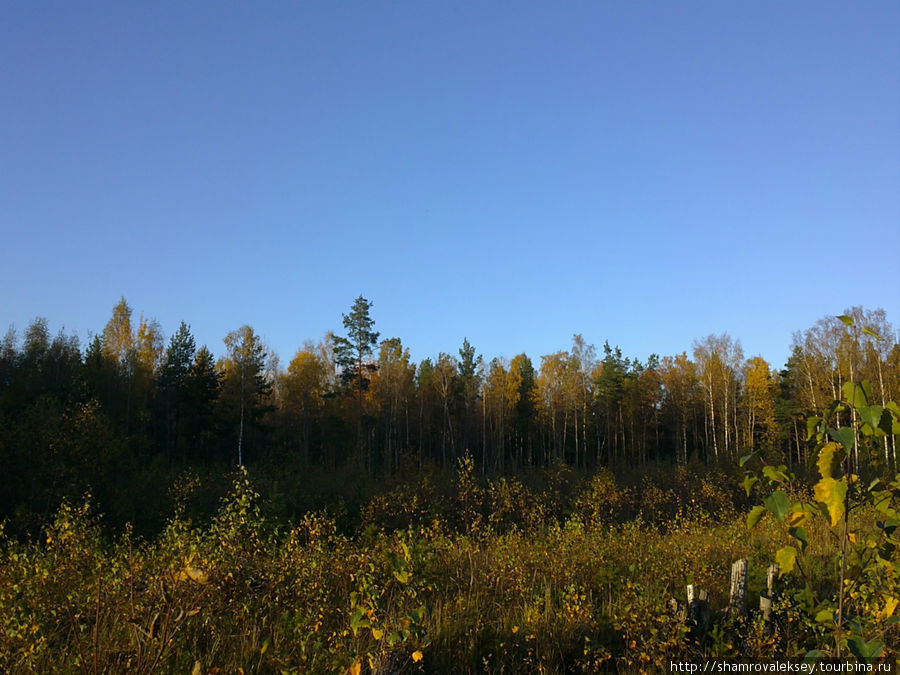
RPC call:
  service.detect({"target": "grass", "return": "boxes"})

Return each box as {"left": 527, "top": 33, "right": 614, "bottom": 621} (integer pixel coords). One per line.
{"left": 0, "top": 461, "right": 896, "bottom": 673}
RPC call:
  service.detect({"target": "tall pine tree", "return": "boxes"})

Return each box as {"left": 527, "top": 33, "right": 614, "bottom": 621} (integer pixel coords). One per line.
{"left": 333, "top": 296, "right": 379, "bottom": 470}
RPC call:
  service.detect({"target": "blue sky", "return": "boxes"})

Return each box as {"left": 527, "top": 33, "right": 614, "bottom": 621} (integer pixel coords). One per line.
{"left": 2, "top": 2, "right": 898, "bottom": 370}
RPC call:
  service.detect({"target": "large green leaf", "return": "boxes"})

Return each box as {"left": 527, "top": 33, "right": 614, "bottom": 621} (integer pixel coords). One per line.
{"left": 847, "top": 635, "right": 884, "bottom": 662}
{"left": 857, "top": 405, "right": 883, "bottom": 431}
{"left": 764, "top": 490, "right": 790, "bottom": 522}
{"left": 827, "top": 426, "right": 856, "bottom": 452}
{"left": 747, "top": 505, "right": 766, "bottom": 530}
{"left": 876, "top": 408, "right": 894, "bottom": 435}
{"left": 842, "top": 381, "right": 872, "bottom": 408}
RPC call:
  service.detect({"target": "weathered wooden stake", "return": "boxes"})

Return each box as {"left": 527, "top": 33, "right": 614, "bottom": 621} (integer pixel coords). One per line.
{"left": 759, "top": 594, "right": 772, "bottom": 621}
{"left": 687, "top": 584, "right": 710, "bottom": 639}
{"left": 760, "top": 563, "right": 778, "bottom": 622}
{"left": 729, "top": 558, "right": 748, "bottom": 618}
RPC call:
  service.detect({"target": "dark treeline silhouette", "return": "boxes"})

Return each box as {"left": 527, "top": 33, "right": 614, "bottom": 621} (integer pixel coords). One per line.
{"left": 1, "top": 297, "right": 897, "bottom": 536}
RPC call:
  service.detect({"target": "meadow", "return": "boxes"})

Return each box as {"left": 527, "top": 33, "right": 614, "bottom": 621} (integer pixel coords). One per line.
{"left": 2, "top": 307, "right": 897, "bottom": 672}
{"left": 3, "top": 457, "right": 896, "bottom": 674}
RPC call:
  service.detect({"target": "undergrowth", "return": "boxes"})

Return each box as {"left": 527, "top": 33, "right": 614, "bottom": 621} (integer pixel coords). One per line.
{"left": 0, "top": 460, "right": 896, "bottom": 673}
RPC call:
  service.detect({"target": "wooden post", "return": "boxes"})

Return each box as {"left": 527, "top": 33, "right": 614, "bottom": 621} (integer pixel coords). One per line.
{"left": 687, "top": 584, "right": 710, "bottom": 640}
{"left": 729, "top": 558, "right": 748, "bottom": 618}
{"left": 759, "top": 594, "right": 772, "bottom": 621}
{"left": 767, "top": 563, "right": 778, "bottom": 597}
{"left": 760, "top": 563, "right": 778, "bottom": 623}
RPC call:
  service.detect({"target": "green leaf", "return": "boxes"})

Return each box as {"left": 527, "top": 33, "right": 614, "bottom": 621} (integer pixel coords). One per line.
{"left": 349, "top": 608, "right": 370, "bottom": 634}
{"left": 739, "top": 453, "right": 754, "bottom": 467}
{"left": 842, "top": 381, "right": 872, "bottom": 408}
{"left": 762, "top": 465, "right": 788, "bottom": 484}
{"left": 825, "top": 399, "right": 844, "bottom": 421}
{"left": 846, "top": 635, "right": 884, "bottom": 662}
{"left": 764, "top": 491, "right": 790, "bottom": 522}
{"left": 775, "top": 546, "right": 797, "bottom": 575}
{"left": 816, "top": 442, "right": 845, "bottom": 480}
{"left": 827, "top": 426, "right": 856, "bottom": 452}
{"left": 806, "top": 416, "right": 822, "bottom": 441}
{"left": 803, "top": 649, "right": 825, "bottom": 661}
{"left": 814, "top": 477, "right": 847, "bottom": 527}
{"left": 857, "top": 405, "right": 883, "bottom": 430}
{"left": 837, "top": 315, "right": 854, "bottom": 326}
{"left": 789, "top": 526, "right": 809, "bottom": 553}
{"left": 409, "top": 605, "right": 426, "bottom": 624}
{"left": 814, "top": 609, "right": 834, "bottom": 625}
{"left": 742, "top": 474, "right": 758, "bottom": 497}
{"left": 747, "top": 505, "right": 766, "bottom": 530}
{"left": 862, "top": 326, "right": 882, "bottom": 340}
{"left": 878, "top": 520, "right": 900, "bottom": 536}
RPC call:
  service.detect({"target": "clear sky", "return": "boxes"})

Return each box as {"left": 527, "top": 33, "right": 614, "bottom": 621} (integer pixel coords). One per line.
{"left": 2, "top": 2, "right": 899, "bottom": 371}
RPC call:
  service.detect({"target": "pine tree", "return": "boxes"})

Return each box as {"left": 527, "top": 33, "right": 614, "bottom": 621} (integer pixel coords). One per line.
{"left": 157, "top": 322, "right": 196, "bottom": 464}
{"left": 456, "top": 338, "right": 481, "bottom": 463}
{"left": 333, "top": 296, "right": 379, "bottom": 468}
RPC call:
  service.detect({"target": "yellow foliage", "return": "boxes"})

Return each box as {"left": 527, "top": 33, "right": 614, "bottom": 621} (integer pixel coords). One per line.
{"left": 879, "top": 596, "right": 898, "bottom": 621}
{"left": 775, "top": 546, "right": 797, "bottom": 576}
{"left": 813, "top": 477, "right": 847, "bottom": 527}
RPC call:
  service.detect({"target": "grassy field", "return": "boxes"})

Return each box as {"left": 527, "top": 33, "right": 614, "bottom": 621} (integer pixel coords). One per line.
{"left": 1, "top": 460, "right": 897, "bottom": 673}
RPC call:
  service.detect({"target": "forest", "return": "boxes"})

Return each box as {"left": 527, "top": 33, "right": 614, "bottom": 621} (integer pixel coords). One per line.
{"left": 1, "top": 298, "right": 898, "bottom": 672}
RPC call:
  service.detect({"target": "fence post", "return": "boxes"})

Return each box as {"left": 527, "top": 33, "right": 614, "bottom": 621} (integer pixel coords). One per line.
{"left": 687, "top": 584, "right": 710, "bottom": 640}
{"left": 759, "top": 563, "right": 778, "bottom": 623}
{"left": 729, "top": 558, "right": 748, "bottom": 618}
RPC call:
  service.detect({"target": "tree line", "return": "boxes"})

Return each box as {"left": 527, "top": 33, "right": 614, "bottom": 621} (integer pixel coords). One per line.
{"left": 1, "top": 296, "right": 897, "bottom": 534}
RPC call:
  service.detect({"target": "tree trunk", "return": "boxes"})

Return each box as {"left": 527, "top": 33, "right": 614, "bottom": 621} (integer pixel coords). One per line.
{"left": 237, "top": 360, "right": 245, "bottom": 465}
{"left": 708, "top": 381, "right": 718, "bottom": 463}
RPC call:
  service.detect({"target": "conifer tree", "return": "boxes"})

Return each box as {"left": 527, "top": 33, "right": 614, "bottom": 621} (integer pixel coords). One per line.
{"left": 333, "top": 296, "right": 379, "bottom": 468}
